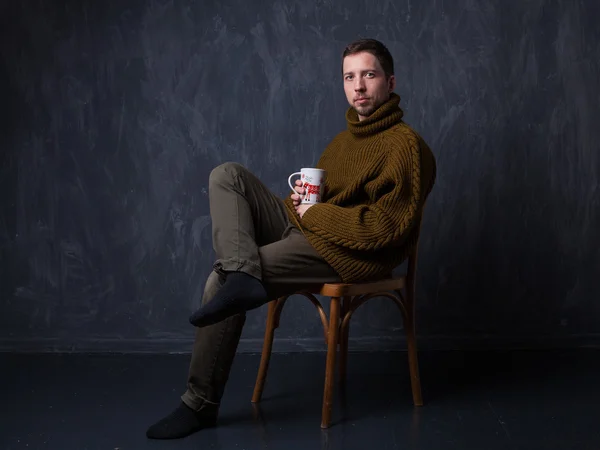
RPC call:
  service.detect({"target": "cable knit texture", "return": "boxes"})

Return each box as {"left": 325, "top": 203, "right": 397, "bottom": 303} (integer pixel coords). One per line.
{"left": 284, "top": 93, "right": 436, "bottom": 283}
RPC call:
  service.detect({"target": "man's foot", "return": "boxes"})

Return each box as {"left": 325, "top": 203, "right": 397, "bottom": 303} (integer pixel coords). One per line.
{"left": 189, "top": 272, "right": 268, "bottom": 327}
{"left": 146, "top": 402, "right": 217, "bottom": 439}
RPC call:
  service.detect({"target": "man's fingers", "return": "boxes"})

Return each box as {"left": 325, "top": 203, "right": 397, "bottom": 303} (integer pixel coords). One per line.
{"left": 294, "top": 180, "right": 305, "bottom": 195}
{"left": 291, "top": 193, "right": 300, "bottom": 207}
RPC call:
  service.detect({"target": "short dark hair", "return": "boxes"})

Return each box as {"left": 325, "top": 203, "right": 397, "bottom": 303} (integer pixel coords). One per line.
{"left": 343, "top": 38, "right": 394, "bottom": 78}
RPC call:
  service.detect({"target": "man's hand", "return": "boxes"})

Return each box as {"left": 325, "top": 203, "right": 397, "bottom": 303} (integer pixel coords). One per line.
{"left": 291, "top": 179, "right": 314, "bottom": 218}
{"left": 295, "top": 204, "right": 313, "bottom": 218}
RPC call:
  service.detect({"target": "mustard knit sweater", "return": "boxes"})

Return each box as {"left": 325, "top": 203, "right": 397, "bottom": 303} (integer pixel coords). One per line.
{"left": 284, "top": 93, "right": 436, "bottom": 283}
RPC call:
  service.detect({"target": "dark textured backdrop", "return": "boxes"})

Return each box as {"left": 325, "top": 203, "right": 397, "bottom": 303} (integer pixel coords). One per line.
{"left": 1, "top": 0, "right": 599, "bottom": 353}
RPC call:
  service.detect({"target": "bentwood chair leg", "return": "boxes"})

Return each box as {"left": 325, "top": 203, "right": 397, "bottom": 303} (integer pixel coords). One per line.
{"left": 321, "top": 296, "right": 340, "bottom": 428}
{"left": 405, "top": 303, "right": 423, "bottom": 406}
{"left": 339, "top": 318, "right": 350, "bottom": 386}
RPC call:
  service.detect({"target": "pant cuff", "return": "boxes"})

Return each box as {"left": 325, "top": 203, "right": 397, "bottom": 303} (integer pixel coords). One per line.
{"left": 181, "top": 390, "right": 219, "bottom": 412}
{"left": 214, "top": 258, "right": 262, "bottom": 281}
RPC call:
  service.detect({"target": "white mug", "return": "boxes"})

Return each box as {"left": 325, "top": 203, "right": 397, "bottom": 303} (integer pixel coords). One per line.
{"left": 287, "top": 168, "right": 326, "bottom": 205}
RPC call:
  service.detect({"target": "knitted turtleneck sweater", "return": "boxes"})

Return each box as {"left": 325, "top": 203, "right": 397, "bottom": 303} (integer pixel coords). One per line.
{"left": 284, "top": 93, "right": 436, "bottom": 283}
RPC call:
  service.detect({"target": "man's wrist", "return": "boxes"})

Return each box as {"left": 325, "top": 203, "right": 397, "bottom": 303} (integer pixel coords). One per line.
{"left": 301, "top": 203, "right": 318, "bottom": 223}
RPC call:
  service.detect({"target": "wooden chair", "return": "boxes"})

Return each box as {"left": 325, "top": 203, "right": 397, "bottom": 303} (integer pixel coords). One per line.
{"left": 251, "top": 232, "right": 424, "bottom": 428}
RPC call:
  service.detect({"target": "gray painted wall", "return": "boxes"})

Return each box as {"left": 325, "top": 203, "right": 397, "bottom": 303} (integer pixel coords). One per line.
{"left": 1, "top": 0, "right": 599, "bottom": 353}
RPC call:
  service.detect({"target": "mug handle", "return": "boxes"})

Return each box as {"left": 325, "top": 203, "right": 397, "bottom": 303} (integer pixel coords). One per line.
{"left": 287, "top": 172, "right": 302, "bottom": 193}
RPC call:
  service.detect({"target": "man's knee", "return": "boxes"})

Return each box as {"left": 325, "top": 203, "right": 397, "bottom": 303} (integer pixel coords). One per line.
{"left": 209, "top": 162, "right": 246, "bottom": 187}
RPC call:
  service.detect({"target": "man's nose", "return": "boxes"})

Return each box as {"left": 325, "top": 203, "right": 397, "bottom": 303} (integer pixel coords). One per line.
{"left": 354, "top": 78, "right": 366, "bottom": 91}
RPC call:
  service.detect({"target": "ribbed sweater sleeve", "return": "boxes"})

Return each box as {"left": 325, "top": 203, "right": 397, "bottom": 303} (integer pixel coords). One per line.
{"left": 299, "top": 134, "right": 422, "bottom": 251}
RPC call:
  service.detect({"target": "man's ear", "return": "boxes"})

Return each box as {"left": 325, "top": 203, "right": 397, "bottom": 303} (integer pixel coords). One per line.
{"left": 388, "top": 74, "right": 396, "bottom": 92}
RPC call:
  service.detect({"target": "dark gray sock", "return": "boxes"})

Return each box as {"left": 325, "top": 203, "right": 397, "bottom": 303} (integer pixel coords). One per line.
{"left": 189, "top": 272, "right": 268, "bottom": 327}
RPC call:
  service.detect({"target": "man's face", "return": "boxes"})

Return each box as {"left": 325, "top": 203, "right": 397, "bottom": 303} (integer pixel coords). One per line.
{"left": 342, "top": 51, "right": 395, "bottom": 121}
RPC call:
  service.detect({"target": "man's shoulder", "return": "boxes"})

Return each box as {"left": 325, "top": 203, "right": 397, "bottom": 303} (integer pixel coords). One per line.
{"left": 386, "top": 121, "right": 423, "bottom": 142}
{"left": 323, "top": 129, "right": 352, "bottom": 151}
{"left": 383, "top": 122, "right": 431, "bottom": 154}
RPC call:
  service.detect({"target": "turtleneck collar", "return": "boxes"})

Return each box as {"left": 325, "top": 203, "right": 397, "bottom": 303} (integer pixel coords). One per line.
{"left": 345, "top": 92, "right": 404, "bottom": 137}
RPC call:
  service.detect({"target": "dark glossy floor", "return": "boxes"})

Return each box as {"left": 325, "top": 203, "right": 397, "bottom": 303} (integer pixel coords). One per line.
{"left": 1, "top": 348, "right": 599, "bottom": 450}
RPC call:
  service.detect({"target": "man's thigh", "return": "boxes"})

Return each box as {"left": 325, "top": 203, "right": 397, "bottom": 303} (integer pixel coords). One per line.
{"left": 259, "top": 225, "right": 341, "bottom": 299}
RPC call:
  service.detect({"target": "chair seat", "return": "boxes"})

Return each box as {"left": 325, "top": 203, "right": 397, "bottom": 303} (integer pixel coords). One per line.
{"left": 306, "top": 276, "right": 406, "bottom": 297}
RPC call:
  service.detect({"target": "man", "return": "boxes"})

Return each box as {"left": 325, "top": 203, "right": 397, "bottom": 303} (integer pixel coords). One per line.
{"left": 146, "top": 38, "right": 436, "bottom": 439}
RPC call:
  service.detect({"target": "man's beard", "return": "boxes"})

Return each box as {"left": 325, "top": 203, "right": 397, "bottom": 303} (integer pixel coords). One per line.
{"left": 353, "top": 104, "right": 377, "bottom": 118}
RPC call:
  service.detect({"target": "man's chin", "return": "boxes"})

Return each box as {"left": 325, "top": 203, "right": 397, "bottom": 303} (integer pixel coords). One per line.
{"left": 353, "top": 106, "right": 375, "bottom": 118}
